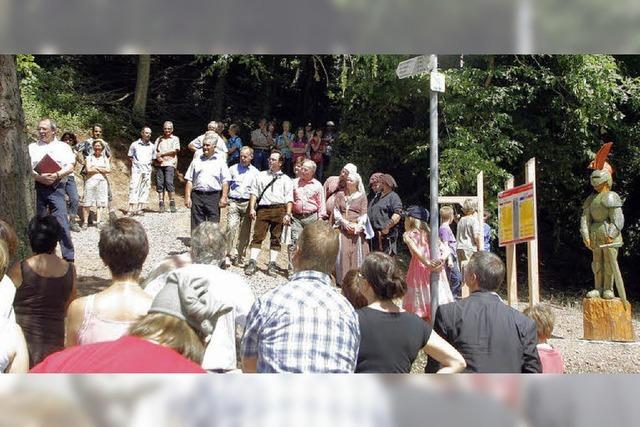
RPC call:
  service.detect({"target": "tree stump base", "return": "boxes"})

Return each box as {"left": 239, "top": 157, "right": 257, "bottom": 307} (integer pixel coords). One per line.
{"left": 583, "top": 298, "right": 636, "bottom": 342}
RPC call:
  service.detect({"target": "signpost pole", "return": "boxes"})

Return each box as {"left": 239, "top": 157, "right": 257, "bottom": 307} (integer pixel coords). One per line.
{"left": 525, "top": 158, "right": 539, "bottom": 305}
{"left": 429, "top": 55, "right": 440, "bottom": 324}
{"left": 504, "top": 176, "right": 518, "bottom": 307}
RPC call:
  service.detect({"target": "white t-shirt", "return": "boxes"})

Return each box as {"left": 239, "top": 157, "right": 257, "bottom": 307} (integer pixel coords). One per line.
{"left": 28, "top": 139, "right": 75, "bottom": 172}
{"left": 0, "top": 275, "right": 16, "bottom": 321}
{"left": 128, "top": 139, "right": 156, "bottom": 173}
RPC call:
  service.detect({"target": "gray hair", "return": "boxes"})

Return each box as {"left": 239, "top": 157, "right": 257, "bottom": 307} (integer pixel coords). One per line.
{"left": 163, "top": 121, "right": 174, "bottom": 128}
{"left": 190, "top": 222, "right": 226, "bottom": 264}
{"left": 462, "top": 198, "right": 477, "bottom": 214}
{"left": 203, "top": 131, "right": 218, "bottom": 145}
{"left": 39, "top": 118, "right": 57, "bottom": 131}
{"left": 302, "top": 159, "right": 317, "bottom": 171}
{"left": 466, "top": 251, "right": 505, "bottom": 292}
{"left": 240, "top": 146, "right": 254, "bottom": 155}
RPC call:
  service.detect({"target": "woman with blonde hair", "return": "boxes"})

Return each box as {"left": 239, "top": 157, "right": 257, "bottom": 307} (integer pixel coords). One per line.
{"left": 402, "top": 205, "right": 454, "bottom": 321}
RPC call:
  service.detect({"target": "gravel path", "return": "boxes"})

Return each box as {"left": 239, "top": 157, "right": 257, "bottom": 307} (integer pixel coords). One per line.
{"left": 72, "top": 205, "right": 640, "bottom": 373}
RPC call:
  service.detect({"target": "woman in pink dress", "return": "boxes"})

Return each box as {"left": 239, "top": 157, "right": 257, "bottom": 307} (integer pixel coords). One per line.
{"left": 402, "top": 205, "right": 454, "bottom": 321}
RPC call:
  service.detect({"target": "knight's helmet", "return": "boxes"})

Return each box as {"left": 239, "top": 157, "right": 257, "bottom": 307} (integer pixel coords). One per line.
{"left": 590, "top": 169, "right": 612, "bottom": 189}
{"left": 588, "top": 141, "right": 615, "bottom": 188}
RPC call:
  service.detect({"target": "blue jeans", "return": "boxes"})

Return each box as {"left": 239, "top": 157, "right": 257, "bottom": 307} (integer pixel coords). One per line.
{"left": 252, "top": 148, "right": 270, "bottom": 171}
{"left": 36, "top": 182, "right": 75, "bottom": 261}
{"left": 64, "top": 175, "right": 80, "bottom": 217}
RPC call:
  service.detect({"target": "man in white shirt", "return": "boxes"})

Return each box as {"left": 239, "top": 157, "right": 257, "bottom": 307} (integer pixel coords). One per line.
{"left": 28, "top": 118, "right": 76, "bottom": 261}
{"left": 225, "top": 147, "right": 259, "bottom": 267}
{"left": 184, "top": 131, "right": 231, "bottom": 230}
{"left": 127, "top": 126, "right": 156, "bottom": 216}
{"left": 245, "top": 151, "right": 293, "bottom": 277}
{"left": 187, "top": 121, "right": 228, "bottom": 160}
{"left": 154, "top": 121, "right": 181, "bottom": 213}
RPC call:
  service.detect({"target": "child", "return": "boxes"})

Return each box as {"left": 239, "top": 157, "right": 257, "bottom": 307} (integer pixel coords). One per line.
{"left": 439, "top": 206, "right": 462, "bottom": 298}
{"left": 402, "top": 205, "right": 455, "bottom": 321}
{"left": 524, "top": 304, "right": 565, "bottom": 373}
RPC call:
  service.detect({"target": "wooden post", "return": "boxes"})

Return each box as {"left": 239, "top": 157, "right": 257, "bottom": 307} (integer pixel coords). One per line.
{"left": 525, "top": 158, "right": 540, "bottom": 305}
{"left": 477, "top": 171, "right": 484, "bottom": 242}
{"left": 504, "top": 176, "right": 518, "bottom": 307}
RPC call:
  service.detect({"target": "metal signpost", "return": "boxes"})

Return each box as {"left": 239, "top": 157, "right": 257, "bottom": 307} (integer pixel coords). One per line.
{"left": 396, "top": 54, "right": 443, "bottom": 323}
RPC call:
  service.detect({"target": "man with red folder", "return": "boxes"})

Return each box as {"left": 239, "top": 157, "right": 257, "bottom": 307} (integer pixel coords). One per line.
{"left": 27, "top": 118, "right": 76, "bottom": 262}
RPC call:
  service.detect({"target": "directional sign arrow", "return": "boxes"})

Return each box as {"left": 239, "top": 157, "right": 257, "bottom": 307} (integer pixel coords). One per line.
{"left": 395, "top": 54, "right": 436, "bottom": 79}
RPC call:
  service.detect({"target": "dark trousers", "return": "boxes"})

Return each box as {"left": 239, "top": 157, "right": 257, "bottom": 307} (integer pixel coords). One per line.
{"left": 190, "top": 190, "right": 221, "bottom": 230}
{"left": 371, "top": 230, "right": 399, "bottom": 256}
{"left": 251, "top": 205, "right": 286, "bottom": 251}
{"left": 36, "top": 182, "right": 75, "bottom": 261}
{"left": 446, "top": 253, "right": 463, "bottom": 297}
{"left": 252, "top": 148, "right": 270, "bottom": 171}
{"left": 156, "top": 166, "right": 176, "bottom": 194}
{"left": 64, "top": 175, "right": 80, "bottom": 217}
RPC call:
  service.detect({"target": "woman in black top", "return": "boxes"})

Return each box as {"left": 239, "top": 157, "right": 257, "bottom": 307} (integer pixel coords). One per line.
{"left": 353, "top": 252, "right": 465, "bottom": 373}
{"left": 368, "top": 174, "right": 403, "bottom": 256}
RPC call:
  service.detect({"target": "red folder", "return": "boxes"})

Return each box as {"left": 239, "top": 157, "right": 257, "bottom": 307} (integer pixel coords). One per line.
{"left": 34, "top": 153, "right": 62, "bottom": 174}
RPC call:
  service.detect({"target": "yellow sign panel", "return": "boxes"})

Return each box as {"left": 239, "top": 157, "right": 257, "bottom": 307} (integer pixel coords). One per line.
{"left": 498, "top": 182, "right": 536, "bottom": 246}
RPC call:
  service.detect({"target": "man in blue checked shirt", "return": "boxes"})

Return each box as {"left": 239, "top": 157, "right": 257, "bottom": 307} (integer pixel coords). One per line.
{"left": 241, "top": 221, "right": 360, "bottom": 373}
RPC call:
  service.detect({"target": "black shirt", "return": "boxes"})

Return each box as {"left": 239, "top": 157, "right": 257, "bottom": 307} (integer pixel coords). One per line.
{"left": 356, "top": 307, "right": 432, "bottom": 373}
{"left": 368, "top": 191, "right": 403, "bottom": 231}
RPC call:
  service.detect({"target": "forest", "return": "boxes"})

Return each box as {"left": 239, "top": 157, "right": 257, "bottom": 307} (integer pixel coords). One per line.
{"left": 9, "top": 54, "right": 640, "bottom": 297}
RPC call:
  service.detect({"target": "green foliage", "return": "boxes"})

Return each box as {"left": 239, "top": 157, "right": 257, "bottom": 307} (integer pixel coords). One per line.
{"left": 17, "top": 55, "right": 132, "bottom": 140}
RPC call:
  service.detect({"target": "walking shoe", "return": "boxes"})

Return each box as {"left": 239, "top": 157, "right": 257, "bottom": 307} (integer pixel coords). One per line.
{"left": 70, "top": 223, "right": 81, "bottom": 232}
{"left": 170, "top": 200, "right": 177, "bottom": 213}
{"left": 244, "top": 260, "right": 257, "bottom": 276}
{"left": 233, "top": 257, "right": 245, "bottom": 267}
{"left": 159, "top": 201, "right": 166, "bottom": 212}
{"left": 266, "top": 262, "right": 277, "bottom": 277}
{"left": 81, "top": 223, "right": 88, "bottom": 230}
{"left": 109, "top": 211, "right": 117, "bottom": 222}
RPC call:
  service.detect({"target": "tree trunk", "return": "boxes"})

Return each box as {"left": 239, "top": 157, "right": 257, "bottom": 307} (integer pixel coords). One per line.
{"left": 0, "top": 55, "right": 34, "bottom": 259}
{"left": 213, "top": 68, "right": 227, "bottom": 120}
{"left": 132, "top": 54, "right": 151, "bottom": 126}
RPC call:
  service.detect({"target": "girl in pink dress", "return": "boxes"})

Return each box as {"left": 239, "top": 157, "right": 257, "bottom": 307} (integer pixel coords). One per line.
{"left": 402, "top": 206, "right": 454, "bottom": 321}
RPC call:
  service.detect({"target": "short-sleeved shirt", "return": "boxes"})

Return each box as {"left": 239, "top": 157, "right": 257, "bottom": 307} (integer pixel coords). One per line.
{"left": 249, "top": 170, "right": 293, "bottom": 206}
{"left": 226, "top": 135, "right": 243, "bottom": 163}
{"left": 127, "top": 139, "right": 156, "bottom": 173}
{"left": 190, "top": 132, "right": 227, "bottom": 154}
{"left": 28, "top": 139, "right": 76, "bottom": 172}
{"left": 456, "top": 214, "right": 481, "bottom": 252}
{"left": 293, "top": 177, "right": 326, "bottom": 216}
{"left": 368, "top": 191, "right": 403, "bottom": 231}
{"left": 355, "top": 307, "right": 432, "bottom": 373}
{"left": 229, "top": 163, "right": 259, "bottom": 200}
{"left": 155, "top": 135, "right": 181, "bottom": 168}
{"left": 439, "top": 223, "right": 457, "bottom": 255}
{"left": 241, "top": 270, "right": 360, "bottom": 373}
{"left": 275, "top": 132, "right": 294, "bottom": 158}
{"left": 85, "top": 154, "right": 110, "bottom": 183}
{"left": 251, "top": 128, "right": 270, "bottom": 149}
{"left": 184, "top": 153, "right": 231, "bottom": 192}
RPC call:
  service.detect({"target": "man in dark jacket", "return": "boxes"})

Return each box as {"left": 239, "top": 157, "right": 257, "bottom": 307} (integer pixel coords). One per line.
{"left": 426, "top": 251, "right": 541, "bottom": 373}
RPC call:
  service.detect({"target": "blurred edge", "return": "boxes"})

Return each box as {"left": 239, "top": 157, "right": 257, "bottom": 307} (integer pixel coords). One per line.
{"left": 0, "top": 375, "right": 639, "bottom": 427}
{"left": 1, "top": 0, "right": 640, "bottom": 53}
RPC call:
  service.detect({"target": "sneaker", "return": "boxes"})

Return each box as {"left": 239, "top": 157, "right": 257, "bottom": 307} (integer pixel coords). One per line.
{"left": 109, "top": 211, "right": 117, "bottom": 222}
{"left": 266, "top": 262, "right": 277, "bottom": 277}
{"left": 159, "top": 201, "right": 166, "bottom": 212}
{"left": 170, "top": 200, "right": 177, "bottom": 213}
{"left": 233, "top": 257, "right": 245, "bottom": 267}
{"left": 70, "top": 223, "right": 81, "bottom": 233}
{"left": 81, "top": 223, "right": 88, "bottom": 230}
{"left": 244, "top": 260, "right": 257, "bottom": 276}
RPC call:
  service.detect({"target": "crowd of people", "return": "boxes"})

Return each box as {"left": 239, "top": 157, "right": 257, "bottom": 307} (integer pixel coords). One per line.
{"left": 0, "top": 116, "right": 566, "bottom": 374}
